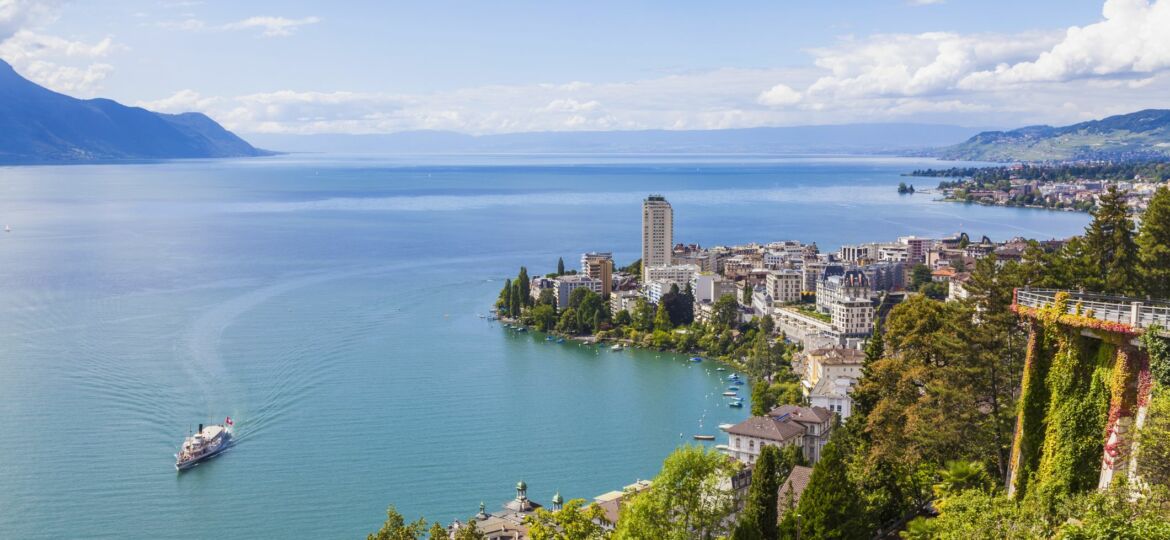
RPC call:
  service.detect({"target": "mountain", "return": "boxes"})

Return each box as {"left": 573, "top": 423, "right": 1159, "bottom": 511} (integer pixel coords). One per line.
{"left": 246, "top": 123, "right": 986, "bottom": 155}
{"left": 937, "top": 109, "right": 1170, "bottom": 162}
{"left": 0, "top": 59, "right": 268, "bottom": 164}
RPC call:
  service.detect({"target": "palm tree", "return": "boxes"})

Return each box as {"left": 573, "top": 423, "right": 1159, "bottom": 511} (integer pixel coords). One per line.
{"left": 933, "top": 460, "right": 992, "bottom": 500}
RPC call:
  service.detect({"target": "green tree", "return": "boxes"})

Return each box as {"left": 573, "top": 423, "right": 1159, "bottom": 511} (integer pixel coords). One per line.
{"left": 1138, "top": 186, "right": 1170, "bottom": 299}
{"left": 631, "top": 298, "right": 655, "bottom": 332}
{"left": 511, "top": 281, "right": 524, "bottom": 318}
{"left": 531, "top": 304, "right": 558, "bottom": 332}
{"left": 742, "top": 281, "right": 753, "bottom": 304}
{"left": 614, "top": 309, "right": 633, "bottom": 327}
{"left": 711, "top": 295, "right": 740, "bottom": 331}
{"left": 654, "top": 303, "right": 672, "bottom": 332}
{"left": 750, "top": 381, "right": 802, "bottom": 416}
{"left": 614, "top": 445, "right": 739, "bottom": 540}
{"left": 501, "top": 278, "right": 513, "bottom": 315}
{"left": 427, "top": 522, "right": 448, "bottom": 540}
{"left": 759, "top": 314, "right": 775, "bottom": 335}
{"left": 557, "top": 257, "right": 566, "bottom": 276}
{"left": 367, "top": 506, "right": 427, "bottom": 540}
{"left": 451, "top": 520, "right": 485, "bottom": 540}
{"left": 1082, "top": 184, "right": 1138, "bottom": 294}
{"left": 518, "top": 267, "right": 532, "bottom": 307}
{"left": 537, "top": 288, "right": 557, "bottom": 308}
{"left": 525, "top": 499, "right": 612, "bottom": 540}
{"left": 909, "top": 264, "right": 933, "bottom": 291}
{"left": 557, "top": 308, "right": 579, "bottom": 334}
{"left": 790, "top": 440, "right": 865, "bottom": 540}
{"left": 933, "top": 460, "right": 992, "bottom": 500}
{"left": 732, "top": 445, "right": 783, "bottom": 540}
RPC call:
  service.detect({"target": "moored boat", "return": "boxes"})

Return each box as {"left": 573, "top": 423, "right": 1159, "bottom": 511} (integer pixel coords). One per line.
{"left": 175, "top": 418, "right": 233, "bottom": 471}
{"left": 729, "top": 401, "right": 743, "bottom": 408}
{"left": 693, "top": 434, "right": 715, "bottom": 441}
{"left": 722, "top": 391, "right": 738, "bottom": 397}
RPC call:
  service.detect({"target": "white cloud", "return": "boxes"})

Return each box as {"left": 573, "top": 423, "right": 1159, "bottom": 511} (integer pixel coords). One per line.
{"left": 959, "top": 0, "right": 1170, "bottom": 88}
{"left": 0, "top": 0, "right": 62, "bottom": 41}
{"left": 0, "top": 28, "right": 120, "bottom": 95}
{"left": 907, "top": 0, "right": 945, "bottom": 5}
{"left": 220, "top": 16, "right": 320, "bottom": 37}
{"left": 757, "top": 83, "right": 802, "bottom": 106}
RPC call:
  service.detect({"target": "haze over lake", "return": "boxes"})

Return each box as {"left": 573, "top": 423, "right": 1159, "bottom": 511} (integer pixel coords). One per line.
{"left": 0, "top": 154, "right": 1090, "bottom": 539}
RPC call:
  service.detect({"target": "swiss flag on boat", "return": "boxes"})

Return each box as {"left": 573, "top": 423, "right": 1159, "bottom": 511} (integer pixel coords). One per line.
{"left": 225, "top": 416, "right": 233, "bottom": 426}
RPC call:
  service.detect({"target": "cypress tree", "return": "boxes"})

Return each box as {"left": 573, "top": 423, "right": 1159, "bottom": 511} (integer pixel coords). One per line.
{"left": 557, "top": 257, "right": 565, "bottom": 276}
{"left": 518, "top": 267, "right": 532, "bottom": 307}
{"left": 732, "top": 445, "right": 782, "bottom": 540}
{"left": 743, "top": 281, "right": 753, "bottom": 304}
{"left": 1083, "top": 185, "right": 1138, "bottom": 294}
{"left": 793, "top": 440, "right": 865, "bottom": 540}
{"left": 501, "top": 278, "right": 512, "bottom": 315}
{"left": 1138, "top": 186, "right": 1170, "bottom": 299}
{"left": 511, "top": 281, "right": 523, "bottom": 318}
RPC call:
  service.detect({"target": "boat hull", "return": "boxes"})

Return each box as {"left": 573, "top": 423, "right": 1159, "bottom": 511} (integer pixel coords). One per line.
{"left": 175, "top": 432, "right": 232, "bottom": 471}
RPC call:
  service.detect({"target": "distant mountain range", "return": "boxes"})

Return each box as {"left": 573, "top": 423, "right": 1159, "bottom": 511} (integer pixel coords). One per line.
{"left": 0, "top": 59, "right": 267, "bottom": 164}
{"left": 246, "top": 123, "right": 987, "bottom": 155}
{"left": 936, "top": 109, "right": 1170, "bottom": 162}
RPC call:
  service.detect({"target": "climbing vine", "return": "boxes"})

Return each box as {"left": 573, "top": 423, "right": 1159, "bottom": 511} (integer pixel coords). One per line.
{"left": 1010, "top": 326, "right": 1050, "bottom": 499}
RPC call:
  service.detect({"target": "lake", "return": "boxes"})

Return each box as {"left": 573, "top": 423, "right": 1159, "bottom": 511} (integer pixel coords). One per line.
{"left": 0, "top": 154, "right": 1089, "bottom": 539}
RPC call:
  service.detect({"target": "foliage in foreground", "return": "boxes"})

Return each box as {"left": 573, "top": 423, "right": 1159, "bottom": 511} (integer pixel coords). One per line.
{"left": 614, "top": 445, "right": 739, "bottom": 540}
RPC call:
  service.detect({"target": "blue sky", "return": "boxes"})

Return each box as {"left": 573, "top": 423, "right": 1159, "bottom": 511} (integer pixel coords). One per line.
{"left": 1, "top": 0, "right": 1167, "bottom": 134}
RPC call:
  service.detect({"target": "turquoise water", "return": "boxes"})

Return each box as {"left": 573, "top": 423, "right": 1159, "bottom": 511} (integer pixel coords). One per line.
{"left": 0, "top": 155, "right": 1088, "bottom": 539}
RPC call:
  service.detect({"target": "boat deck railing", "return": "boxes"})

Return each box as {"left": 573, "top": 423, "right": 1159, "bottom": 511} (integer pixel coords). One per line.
{"left": 1014, "top": 288, "right": 1170, "bottom": 334}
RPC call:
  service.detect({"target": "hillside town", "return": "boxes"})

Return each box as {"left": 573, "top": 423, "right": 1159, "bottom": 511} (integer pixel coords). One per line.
{"left": 453, "top": 194, "right": 1075, "bottom": 539}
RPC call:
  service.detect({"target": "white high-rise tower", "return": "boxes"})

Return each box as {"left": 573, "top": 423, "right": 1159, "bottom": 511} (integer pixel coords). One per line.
{"left": 641, "top": 195, "right": 673, "bottom": 277}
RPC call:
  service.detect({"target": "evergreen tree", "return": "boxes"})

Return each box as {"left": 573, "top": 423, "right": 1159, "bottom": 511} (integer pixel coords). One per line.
{"left": 732, "top": 445, "right": 782, "bottom": 540}
{"left": 518, "top": 267, "right": 532, "bottom": 307}
{"left": 1137, "top": 186, "right": 1170, "bottom": 299}
{"left": 742, "top": 281, "right": 753, "bottom": 304}
{"left": 511, "top": 281, "right": 523, "bottom": 318}
{"left": 1082, "top": 185, "right": 1138, "bottom": 294}
{"left": 557, "top": 257, "right": 565, "bottom": 276}
{"left": 654, "top": 303, "right": 672, "bottom": 332}
{"left": 501, "top": 278, "right": 513, "bottom": 315}
{"left": 791, "top": 440, "right": 865, "bottom": 540}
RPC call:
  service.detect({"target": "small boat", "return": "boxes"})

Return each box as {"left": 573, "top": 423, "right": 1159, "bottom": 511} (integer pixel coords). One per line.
{"left": 722, "top": 391, "right": 738, "bottom": 397}
{"left": 729, "top": 401, "right": 743, "bottom": 408}
{"left": 176, "top": 419, "right": 233, "bottom": 471}
{"left": 728, "top": 386, "right": 740, "bottom": 391}
{"left": 693, "top": 435, "right": 716, "bottom": 441}
{"left": 726, "top": 374, "right": 739, "bottom": 380}
{"left": 689, "top": 356, "right": 703, "bottom": 363}
{"left": 546, "top": 336, "right": 554, "bottom": 341}
{"left": 516, "top": 327, "right": 527, "bottom": 332}
{"left": 611, "top": 344, "right": 623, "bottom": 351}
{"left": 556, "top": 338, "right": 565, "bottom": 343}
{"left": 715, "top": 367, "right": 726, "bottom": 371}
{"left": 3, "top": 225, "right": 9, "bottom": 233}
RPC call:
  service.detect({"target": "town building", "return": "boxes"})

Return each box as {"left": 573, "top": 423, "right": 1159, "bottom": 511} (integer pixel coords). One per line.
{"left": 580, "top": 252, "right": 614, "bottom": 298}
{"left": 610, "top": 290, "right": 641, "bottom": 314}
{"left": 643, "top": 279, "right": 678, "bottom": 304}
{"left": 898, "top": 236, "right": 934, "bottom": 263}
{"left": 720, "top": 405, "right": 834, "bottom": 465}
{"left": 455, "top": 481, "right": 543, "bottom": 540}
{"left": 691, "top": 273, "right": 738, "bottom": 304}
{"left": 642, "top": 195, "right": 673, "bottom": 275}
{"left": 815, "top": 270, "right": 871, "bottom": 314}
{"left": 765, "top": 269, "right": 803, "bottom": 305}
{"left": 644, "top": 264, "right": 699, "bottom": 284}
{"left": 831, "top": 297, "right": 874, "bottom": 337}
{"left": 552, "top": 275, "right": 601, "bottom": 309}
{"left": 799, "top": 347, "right": 864, "bottom": 418}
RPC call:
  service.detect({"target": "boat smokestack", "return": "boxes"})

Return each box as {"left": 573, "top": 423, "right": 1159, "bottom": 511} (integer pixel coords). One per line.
{"left": 198, "top": 423, "right": 203, "bottom": 434}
